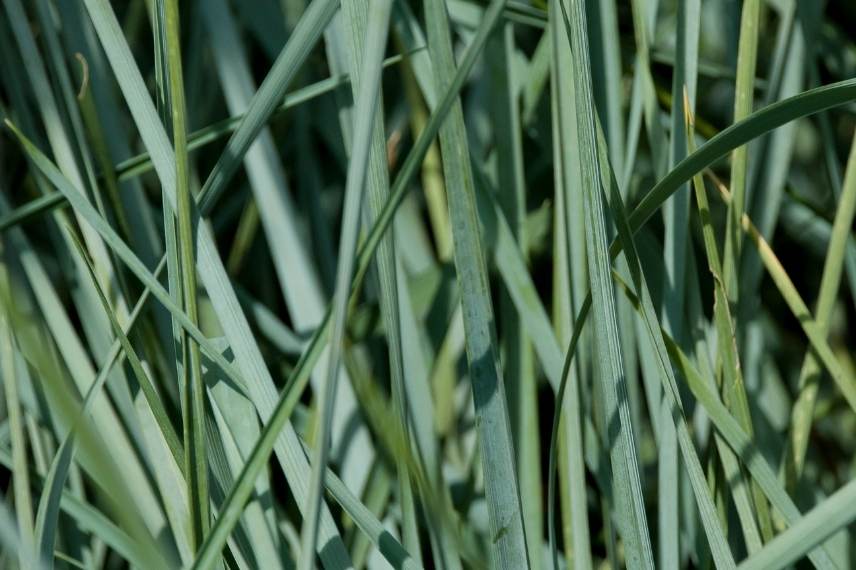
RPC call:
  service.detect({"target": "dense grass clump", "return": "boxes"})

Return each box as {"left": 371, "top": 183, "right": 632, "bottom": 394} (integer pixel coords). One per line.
{"left": 0, "top": 0, "right": 855, "bottom": 568}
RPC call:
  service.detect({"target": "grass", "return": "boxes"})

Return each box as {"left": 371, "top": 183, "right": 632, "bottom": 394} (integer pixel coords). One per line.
{"left": 0, "top": 1, "right": 855, "bottom": 569}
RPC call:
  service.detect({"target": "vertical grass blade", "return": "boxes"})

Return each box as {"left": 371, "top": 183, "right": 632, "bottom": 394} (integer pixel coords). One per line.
{"left": 722, "top": 0, "right": 760, "bottom": 298}
{"left": 0, "top": 239, "right": 35, "bottom": 567}
{"left": 163, "top": 0, "right": 210, "bottom": 549}
{"left": 423, "top": 0, "right": 530, "bottom": 565}
{"left": 558, "top": 1, "right": 653, "bottom": 566}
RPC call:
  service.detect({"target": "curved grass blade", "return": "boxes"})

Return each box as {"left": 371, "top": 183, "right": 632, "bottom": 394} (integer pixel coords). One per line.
{"left": 630, "top": 77, "right": 856, "bottom": 237}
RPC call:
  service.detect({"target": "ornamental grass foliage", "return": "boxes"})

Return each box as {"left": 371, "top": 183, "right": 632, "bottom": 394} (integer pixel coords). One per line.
{"left": 0, "top": 0, "right": 854, "bottom": 568}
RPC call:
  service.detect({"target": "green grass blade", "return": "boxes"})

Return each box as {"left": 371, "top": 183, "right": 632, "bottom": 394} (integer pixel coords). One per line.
{"left": 615, "top": 282, "right": 838, "bottom": 569}
{"left": 487, "top": 20, "right": 541, "bottom": 569}
{"left": 163, "top": 0, "right": 210, "bottom": 550}
{"left": 423, "top": 0, "right": 530, "bottom": 564}
{"left": 721, "top": 0, "right": 759, "bottom": 297}
{"left": 559, "top": 0, "right": 653, "bottom": 565}
{"left": 685, "top": 96, "right": 766, "bottom": 554}
{"left": 548, "top": 2, "right": 592, "bottom": 563}
{"left": 784, "top": 129, "right": 856, "bottom": 485}
{"left": 297, "top": 0, "right": 391, "bottom": 566}
{"left": 32, "top": 260, "right": 164, "bottom": 568}
{"left": 76, "top": 2, "right": 353, "bottom": 562}
{"left": 196, "top": 0, "right": 339, "bottom": 215}
{"left": 336, "top": 0, "right": 422, "bottom": 557}
{"left": 630, "top": 78, "right": 856, "bottom": 234}
{"left": 660, "top": 4, "right": 699, "bottom": 563}
{"left": 203, "top": 0, "right": 376, "bottom": 499}
{"left": 0, "top": 239, "right": 36, "bottom": 567}
{"left": 706, "top": 174, "right": 856, "bottom": 412}
{"left": 736, "top": 479, "right": 856, "bottom": 570}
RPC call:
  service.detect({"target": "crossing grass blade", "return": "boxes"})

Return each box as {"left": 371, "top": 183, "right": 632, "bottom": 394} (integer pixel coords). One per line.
{"left": 705, "top": 173, "right": 856, "bottom": 412}
{"left": 76, "top": 2, "right": 354, "bottom": 563}
{"left": 297, "top": 0, "right": 392, "bottom": 566}
{"left": 32, "top": 261, "right": 164, "bottom": 569}
{"left": 336, "top": 0, "right": 422, "bottom": 558}
{"left": 685, "top": 94, "right": 766, "bottom": 554}
{"left": 784, "top": 128, "right": 856, "bottom": 485}
{"left": 196, "top": 0, "right": 339, "bottom": 214}
{"left": 2, "top": 3, "right": 856, "bottom": 568}
{"left": 736, "top": 478, "right": 856, "bottom": 570}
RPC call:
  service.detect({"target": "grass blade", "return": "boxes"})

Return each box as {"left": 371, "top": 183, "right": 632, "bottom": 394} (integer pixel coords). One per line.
{"left": 423, "top": 0, "right": 530, "bottom": 564}
{"left": 737, "top": 479, "right": 856, "bottom": 570}
{"left": 0, "top": 239, "right": 35, "bottom": 567}
{"left": 163, "top": 0, "right": 210, "bottom": 549}
{"left": 297, "top": 0, "right": 391, "bottom": 566}
{"left": 559, "top": 0, "right": 653, "bottom": 565}
{"left": 784, "top": 128, "right": 856, "bottom": 485}
{"left": 196, "top": 0, "right": 339, "bottom": 214}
